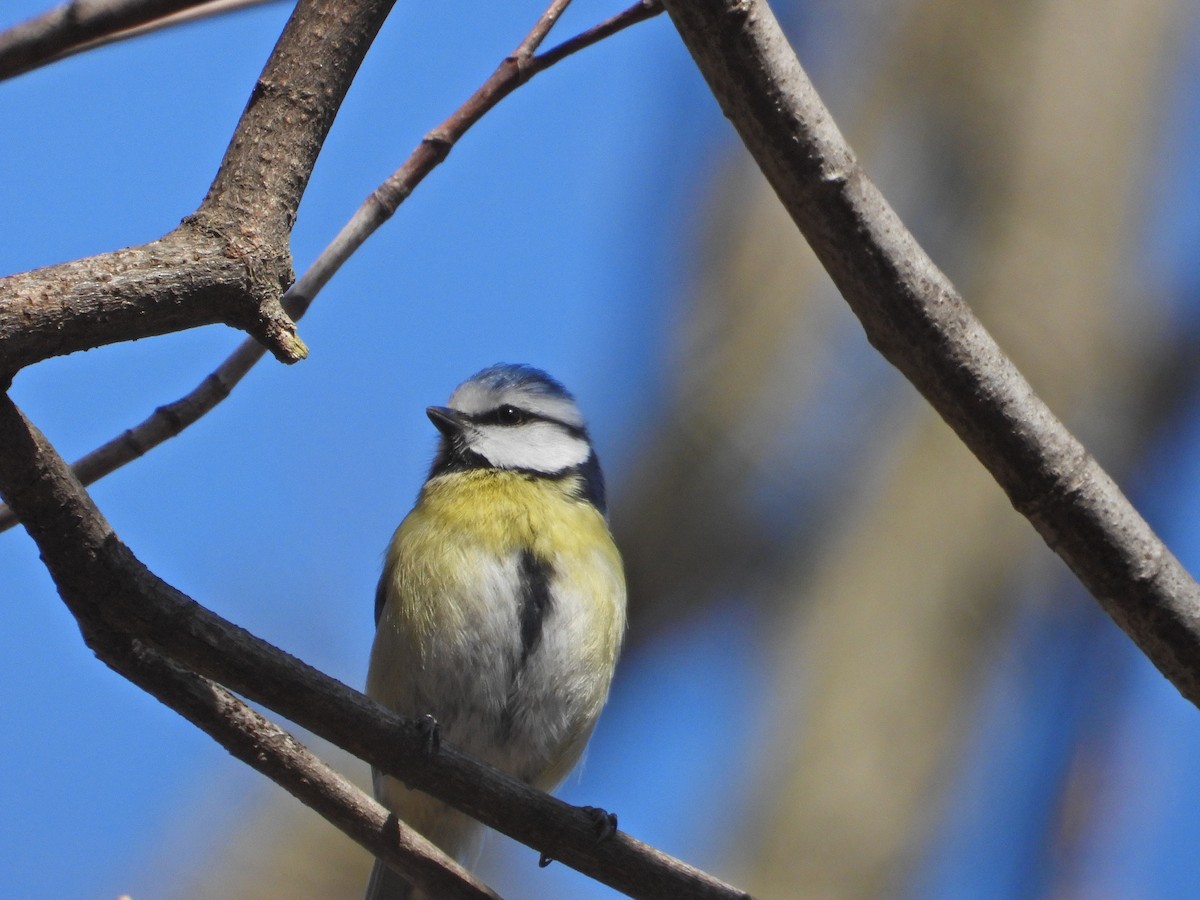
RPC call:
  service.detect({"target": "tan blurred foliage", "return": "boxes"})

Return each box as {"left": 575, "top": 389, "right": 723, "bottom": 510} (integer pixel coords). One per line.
{"left": 723, "top": 0, "right": 1185, "bottom": 897}
{"left": 166, "top": 750, "right": 374, "bottom": 899}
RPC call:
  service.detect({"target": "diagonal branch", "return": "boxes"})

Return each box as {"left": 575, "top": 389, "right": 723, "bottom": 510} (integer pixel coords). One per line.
{"left": 0, "top": 0, "right": 664, "bottom": 534}
{"left": 195, "top": 0, "right": 391, "bottom": 241}
{"left": 536, "top": 1, "right": 662, "bottom": 69}
{"left": 0, "top": 393, "right": 748, "bottom": 900}
{"left": 106, "top": 635, "right": 498, "bottom": 900}
{"left": 0, "top": 0, "right": 395, "bottom": 373}
{"left": 660, "top": 0, "right": 1200, "bottom": 706}
{"left": 0, "top": 0, "right": 281, "bottom": 82}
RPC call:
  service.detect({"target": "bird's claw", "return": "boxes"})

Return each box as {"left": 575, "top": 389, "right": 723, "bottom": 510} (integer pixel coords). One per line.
{"left": 537, "top": 807, "right": 617, "bottom": 869}
{"left": 582, "top": 805, "right": 618, "bottom": 843}
{"left": 416, "top": 713, "right": 441, "bottom": 756}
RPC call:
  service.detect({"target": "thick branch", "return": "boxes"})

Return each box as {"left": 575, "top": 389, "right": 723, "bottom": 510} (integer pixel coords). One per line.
{"left": 0, "top": 227, "right": 295, "bottom": 374}
{"left": 0, "top": 394, "right": 748, "bottom": 900}
{"left": 0, "top": 0, "right": 396, "bottom": 373}
{"left": 196, "top": 0, "right": 394, "bottom": 241}
{"left": 103, "top": 636, "right": 497, "bottom": 899}
{"left": 660, "top": 0, "right": 1200, "bottom": 704}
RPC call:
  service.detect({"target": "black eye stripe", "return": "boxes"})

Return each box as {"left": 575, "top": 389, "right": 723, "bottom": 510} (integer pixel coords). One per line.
{"left": 468, "top": 407, "right": 587, "bottom": 438}
{"left": 470, "top": 405, "right": 528, "bottom": 426}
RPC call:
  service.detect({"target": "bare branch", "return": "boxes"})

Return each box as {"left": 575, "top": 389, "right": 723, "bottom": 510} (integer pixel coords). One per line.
{"left": 106, "top": 636, "right": 499, "bottom": 899}
{"left": 287, "top": 0, "right": 663, "bottom": 304}
{"left": 513, "top": 0, "right": 572, "bottom": 59}
{"left": 0, "top": 348, "right": 245, "bottom": 534}
{"left": 0, "top": 231, "right": 294, "bottom": 373}
{"left": 0, "top": 0, "right": 227, "bottom": 79}
{"left": 0, "top": 0, "right": 282, "bottom": 82}
{"left": 195, "top": 0, "right": 393, "bottom": 248}
{"left": 280, "top": 0, "right": 664, "bottom": 307}
{"left": 0, "top": 394, "right": 749, "bottom": 900}
{"left": 0, "top": 0, "right": 396, "bottom": 374}
{"left": 537, "top": 0, "right": 662, "bottom": 70}
{"left": 0, "top": 0, "right": 664, "bottom": 533}
{"left": 660, "top": 0, "right": 1200, "bottom": 706}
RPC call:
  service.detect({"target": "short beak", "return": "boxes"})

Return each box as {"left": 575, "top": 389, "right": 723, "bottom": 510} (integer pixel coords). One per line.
{"left": 426, "top": 406, "right": 466, "bottom": 438}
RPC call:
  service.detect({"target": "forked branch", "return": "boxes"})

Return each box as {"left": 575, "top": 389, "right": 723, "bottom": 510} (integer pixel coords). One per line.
{"left": 0, "top": 0, "right": 396, "bottom": 374}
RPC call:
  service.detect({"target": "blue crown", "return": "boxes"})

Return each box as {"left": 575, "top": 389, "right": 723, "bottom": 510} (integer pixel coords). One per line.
{"left": 465, "top": 363, "right": 574, "bottom": 401}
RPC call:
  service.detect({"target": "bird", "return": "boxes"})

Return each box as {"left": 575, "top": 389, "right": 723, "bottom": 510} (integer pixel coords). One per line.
{"left": 364, "top": 363, "right": 626, "bottom": 899}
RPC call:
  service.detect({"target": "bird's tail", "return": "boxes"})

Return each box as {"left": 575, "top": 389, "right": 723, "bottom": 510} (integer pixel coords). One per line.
{"left": 365, "top": 770, "right": 484, "bottom": 899}
{"left": 363, "top": 858, "right": 418, "bottom": 900}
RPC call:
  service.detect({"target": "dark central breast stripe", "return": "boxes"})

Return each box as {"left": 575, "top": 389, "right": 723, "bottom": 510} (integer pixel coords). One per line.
{"left": 517, "top": 549, "right": 554, "bottom": 666}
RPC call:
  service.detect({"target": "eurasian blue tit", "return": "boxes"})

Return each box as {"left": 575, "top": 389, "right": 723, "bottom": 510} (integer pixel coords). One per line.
{"left": 364, "top": 364, "right": 626, "bottom": 899}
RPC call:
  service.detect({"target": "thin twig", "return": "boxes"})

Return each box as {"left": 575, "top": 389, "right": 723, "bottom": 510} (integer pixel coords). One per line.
{"left": 0, "top": 0, "right": 281, "bottom": 82}
{"left": 538, "top": 0, "right": 662, "bottom": 69}
{"left": 514, "top": 0, "right": 573, "bottom": 59}
{"left": 0, "top": 0, "right": 664, "bottom": 534}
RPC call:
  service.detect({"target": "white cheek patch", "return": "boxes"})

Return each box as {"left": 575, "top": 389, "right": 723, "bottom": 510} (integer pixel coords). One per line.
{"left": 471, "top": 422, "right": 591, "bottom": 474}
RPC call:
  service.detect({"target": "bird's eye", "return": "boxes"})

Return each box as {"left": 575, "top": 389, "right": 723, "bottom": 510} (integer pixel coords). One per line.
{"left": 497, "top": 404, "right": 525, "bottom": 425}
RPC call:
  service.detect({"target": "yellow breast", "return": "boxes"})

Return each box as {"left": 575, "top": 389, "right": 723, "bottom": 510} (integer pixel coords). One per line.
{"left": 377, "top": 468, "right": 626, "bottom": 667}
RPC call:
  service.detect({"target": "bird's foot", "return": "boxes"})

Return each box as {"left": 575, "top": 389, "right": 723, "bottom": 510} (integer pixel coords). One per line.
{"left": 582, "top": 806, "right": 619, "bottom": 843}
{"left": 416, "top": 713, "right": 441, "bottom": 756}
{"left": 538, "top": 806, "right": 618, "bottom": 868}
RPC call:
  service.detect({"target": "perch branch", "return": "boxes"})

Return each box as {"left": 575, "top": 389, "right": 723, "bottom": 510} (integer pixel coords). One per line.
{"left": 106, "top": 635, "right": 498, "bottom": 899}
{"left": 0, "top": 393, "right": 748, "bottom": 900}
